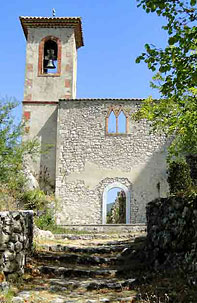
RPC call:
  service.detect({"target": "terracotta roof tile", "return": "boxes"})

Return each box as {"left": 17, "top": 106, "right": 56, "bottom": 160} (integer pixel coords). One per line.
{"left": 59, "top": 98, "right": 145, "bottom": 102}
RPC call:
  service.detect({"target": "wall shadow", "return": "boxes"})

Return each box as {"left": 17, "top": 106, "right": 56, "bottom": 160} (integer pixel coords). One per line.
{"left": 37, "top": 107, "right": 58, "bottom": 191}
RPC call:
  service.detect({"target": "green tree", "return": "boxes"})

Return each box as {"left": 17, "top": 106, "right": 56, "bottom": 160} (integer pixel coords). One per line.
{"left": 135, "top": 0, "right": 197, "bottom": 157}
{"left": 0, "top": 98, "right": 39, "bottom": 206}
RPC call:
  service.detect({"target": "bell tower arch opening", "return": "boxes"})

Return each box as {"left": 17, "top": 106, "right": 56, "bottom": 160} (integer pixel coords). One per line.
{"left": 39, "top": 37, "right": 60, "bottom": 75}
{"left": 44, "top": 39, "right": 57, "bottom": 73}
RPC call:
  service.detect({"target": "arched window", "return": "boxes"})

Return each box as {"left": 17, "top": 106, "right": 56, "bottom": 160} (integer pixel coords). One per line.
{"left": 38, "top": 36, "right": 62, "bottom": 76}
{"left": 118, "top": 111, "right": 127, "bottom": 133}
{"left": 106, "top": 107, "right": 129, "bottom": 134}
{"left": 108, "top": 111, "right": 116, "bottom": 133}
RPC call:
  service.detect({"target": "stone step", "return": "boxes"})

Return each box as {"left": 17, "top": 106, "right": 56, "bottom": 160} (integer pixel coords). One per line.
{"left": 93, "top": 240, "right": 132, "bottom": 246}
{"left": 21, "top": 275, "right": 137, "bottom": 292}
{"left": 12, "top": 276, "right": 138, "bottom": 302}
{"left": 49, "top": 277, "right": 137, "bottom": 291}
{"left": 13, "top": 288, "right": 136, "bottom": 303}
{"left": 56, "top": 224, "right": 146, "bottom": 234}
{"left": 54, "top": 233, "right": 135, "bottom": 240}
{"left": 38, "top": 243, "right": 130, "bottom": 255}
{"left": 39, "top": 265, "right": 117, "bottom": 278}
{"left": 34, "top": 252, "right": 119, "bottom": 266}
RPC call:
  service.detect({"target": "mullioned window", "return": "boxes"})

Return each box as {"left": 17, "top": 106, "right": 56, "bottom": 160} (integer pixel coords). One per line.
{"left": 106, "top": 107, "right": 129, "bottom": 135}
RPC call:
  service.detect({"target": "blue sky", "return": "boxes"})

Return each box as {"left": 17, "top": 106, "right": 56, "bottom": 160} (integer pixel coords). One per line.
{"left": 107, "top": 188, "right": 122, "bottom": 205}
{"left": 0, "top": 0, "right": 168, "bottom": 122}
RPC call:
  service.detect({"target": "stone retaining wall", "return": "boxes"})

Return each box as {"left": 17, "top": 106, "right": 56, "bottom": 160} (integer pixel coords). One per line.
{"left": 0, "top": 211, "right": 33, "bottom": 280}
{"left": 146, "top": 196, "right": 197, "bottom": 271}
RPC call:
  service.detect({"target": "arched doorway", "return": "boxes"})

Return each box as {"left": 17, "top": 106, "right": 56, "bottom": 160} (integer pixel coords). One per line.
{"left": 102, "top": 182, "right": 131, "bottom": 224}
{"left": 106, "top": 188, "right": 126, "bottom": 224}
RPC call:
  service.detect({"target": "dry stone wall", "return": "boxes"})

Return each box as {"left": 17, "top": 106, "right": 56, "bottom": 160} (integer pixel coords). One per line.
{"left": 56, "top": 99, "right": 169, "bottom": 225}
{"left": 146, "top": 196, "right": 197, "bottom": 272}
{"left": 0, "top": 211, "right": 33, "bottom": 280}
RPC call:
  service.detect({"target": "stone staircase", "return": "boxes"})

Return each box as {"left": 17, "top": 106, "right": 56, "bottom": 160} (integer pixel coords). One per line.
{"left": 12, "top": 232, "right": 146, "bottom": 303}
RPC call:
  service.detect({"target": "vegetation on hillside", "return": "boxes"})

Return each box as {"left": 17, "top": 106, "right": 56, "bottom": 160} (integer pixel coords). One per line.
{"left": 0, "top": 99, "right": 40, "bottom": 210}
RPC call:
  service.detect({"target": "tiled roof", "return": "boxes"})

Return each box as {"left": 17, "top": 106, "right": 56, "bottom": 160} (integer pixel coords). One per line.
{"left": 19, "top": 16, "right": 84, "bottom": 48}
{"left": 59, "top": 98, "right": 145, "bottom": 102}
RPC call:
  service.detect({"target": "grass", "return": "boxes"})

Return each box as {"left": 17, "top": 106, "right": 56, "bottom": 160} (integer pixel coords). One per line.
{"left": 0, "top": 288, "right": 16, "bottom": 303}
{"left": 46, "top": 226, "right": 95, "bottom": 235}
{"left": 33, "top": 235, "right": 133, "bottom": 252}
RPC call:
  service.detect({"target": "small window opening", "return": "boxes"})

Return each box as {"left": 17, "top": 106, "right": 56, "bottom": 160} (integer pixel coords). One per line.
{"left": 107, "top": 108, "right": 128, "bottom": 134}
{"left": 118, "top": 111, "right": 126, "bottom": 133}
{"left": 106, "top": 187, "right": 126, "bottom": 224}
{"left": 44, "top": 40, "right": 58, "bottom": 74}
{"left": 108, "top": 111, "right": 116, "bottom": 133}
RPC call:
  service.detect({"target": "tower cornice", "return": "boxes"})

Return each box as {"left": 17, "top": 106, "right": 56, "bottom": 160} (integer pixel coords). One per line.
{"left": 19, "top": 16, "right": 84, "bottom": 48}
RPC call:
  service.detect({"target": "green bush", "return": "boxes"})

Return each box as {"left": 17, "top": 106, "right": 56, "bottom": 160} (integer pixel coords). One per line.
{"left": 0, "top": 99, "right": 40, "bottom": 210}
{"left": 34, "top": 209, "right": 55, "bottom": 230}
{"left": 167, "top": 160, "right": 192, "bottom": 194}
{"left": 186, "top": 155, "right": 197, "bottom": 185}
{"left": 0, "top": 288, "right": 15, "bottom": 303}
{"left": 21, "top": 189, "right": 49, "bottom": 210}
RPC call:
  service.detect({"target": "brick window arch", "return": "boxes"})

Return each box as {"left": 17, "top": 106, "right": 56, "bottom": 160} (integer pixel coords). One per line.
{"left": 106, "top": 107, "right": 129, "bottom": 134}
{"left": 38, "top": 36, "right": 62, "bottom": 76}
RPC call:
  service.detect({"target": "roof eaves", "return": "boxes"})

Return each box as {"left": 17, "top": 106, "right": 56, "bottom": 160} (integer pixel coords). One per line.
{"left": 59, "top": 98, "right": 145, "bottom": 102}
{"left": 19, "top": 16, "right": 84, "bottom": 48}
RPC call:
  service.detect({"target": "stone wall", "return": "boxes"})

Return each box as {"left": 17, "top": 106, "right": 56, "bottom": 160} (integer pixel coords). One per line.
{"left": 0, "top": 211, "right": 33, "bottom": 280}
{"left": 55, "top": 99, "right": 169, "bottom": 225}
{"left": 146, "top": 196, "right": 197, "bottom": 271}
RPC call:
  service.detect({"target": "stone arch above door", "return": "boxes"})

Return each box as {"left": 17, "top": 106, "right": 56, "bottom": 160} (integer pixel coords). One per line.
{"left": 102, "top": 179, "right": 131, "bottom": 224}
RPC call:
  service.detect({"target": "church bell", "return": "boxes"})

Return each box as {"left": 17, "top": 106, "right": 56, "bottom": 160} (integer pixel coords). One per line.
{"left": 44, "top": 46, "right": 57, "bottom": 70}
{"left": 46, "top": 59, "right": 56, "bottom": 69}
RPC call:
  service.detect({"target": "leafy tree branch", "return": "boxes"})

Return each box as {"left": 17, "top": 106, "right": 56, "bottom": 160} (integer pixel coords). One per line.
{"left": 135, "top": 0, "right": 197, "bottom": 157}
{"left": 0, "top": 98, "right": 39, "bottom": 196}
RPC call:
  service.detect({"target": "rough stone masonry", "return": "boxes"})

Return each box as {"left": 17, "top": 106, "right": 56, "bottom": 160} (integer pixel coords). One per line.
{"left": 0, "top": 211, "right": 33, "bottom": 280}
{"left": 55, "top": 99, "right": 169, "bottom": 225}
{"left": 146, "top": 196, "right": 197, "bottom": 273}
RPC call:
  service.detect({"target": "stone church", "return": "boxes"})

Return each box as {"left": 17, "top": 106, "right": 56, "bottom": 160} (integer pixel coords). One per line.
{"left": 20, "top": 16, "right": 169, "bottom": 225}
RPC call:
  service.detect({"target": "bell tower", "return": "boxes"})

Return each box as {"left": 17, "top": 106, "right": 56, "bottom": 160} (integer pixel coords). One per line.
{"left": 20, "top": 16, "right": 83, "bottom": 101}
{"left": 20, "top": 16, "right": 83, "bottom": 189}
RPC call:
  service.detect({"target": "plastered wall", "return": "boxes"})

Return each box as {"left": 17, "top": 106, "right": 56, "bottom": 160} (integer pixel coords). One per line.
{"left": 23, "top": 103, "right": 58, "bottom": 188}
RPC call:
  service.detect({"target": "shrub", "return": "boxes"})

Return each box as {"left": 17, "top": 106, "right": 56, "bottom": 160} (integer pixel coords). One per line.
{"left": 186, "top": 155, "right": 197, "bottom": 185}
{"left": 167, "top": 160, "right": 192, "bottom": 194}
{"left": 21, "top": 189, "right": 49, "bottom": 210}
{"left": 34, "top": 209, "right": 55, "bottom": 230}
{"left": 0, "top": 98, "right": 40, "bottom": 210}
